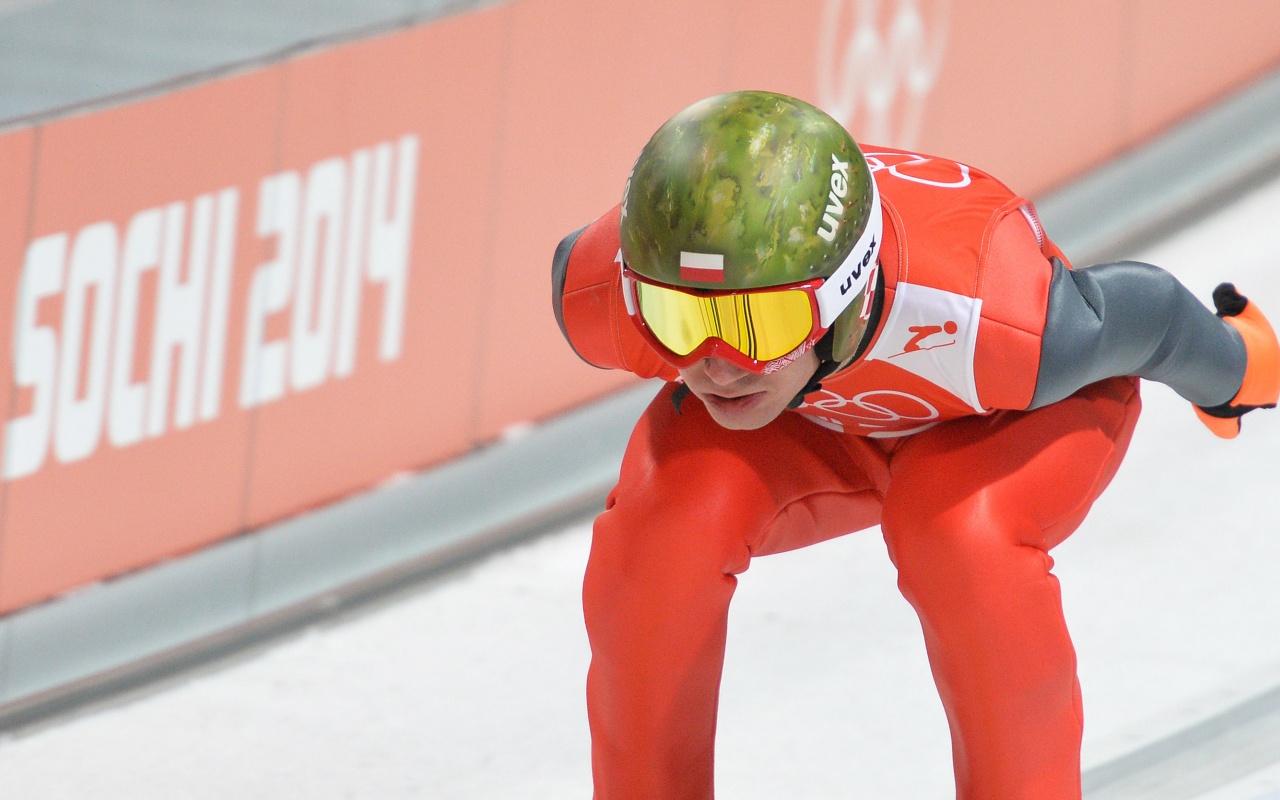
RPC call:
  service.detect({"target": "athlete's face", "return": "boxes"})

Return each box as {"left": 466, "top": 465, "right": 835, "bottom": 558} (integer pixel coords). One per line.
{"left": 677, "top": 348, "right": 819, "bottom": 430}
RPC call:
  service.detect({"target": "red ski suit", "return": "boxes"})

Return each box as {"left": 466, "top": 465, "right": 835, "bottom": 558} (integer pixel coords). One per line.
{"left": 558, "top": 148, "right": 1142, "bottom": 799}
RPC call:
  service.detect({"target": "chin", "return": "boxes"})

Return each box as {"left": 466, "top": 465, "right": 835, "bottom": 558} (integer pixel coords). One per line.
{"left": 707, "top": 412, "right": 769, "bottom": 431}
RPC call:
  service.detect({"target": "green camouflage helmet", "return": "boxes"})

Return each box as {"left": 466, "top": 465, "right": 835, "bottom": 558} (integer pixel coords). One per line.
{"left": 620, "top": 90, "right": 881, "bottom": 364}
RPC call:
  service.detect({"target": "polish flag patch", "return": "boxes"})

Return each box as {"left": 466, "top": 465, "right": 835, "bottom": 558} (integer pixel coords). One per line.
{"left": 680, "top": 251, "right": 725, "bottom": 283}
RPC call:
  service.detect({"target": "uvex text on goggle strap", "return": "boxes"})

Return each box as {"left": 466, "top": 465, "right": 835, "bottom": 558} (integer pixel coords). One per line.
{"left": 622, "top": 184, "right": 883, "bottom": 373}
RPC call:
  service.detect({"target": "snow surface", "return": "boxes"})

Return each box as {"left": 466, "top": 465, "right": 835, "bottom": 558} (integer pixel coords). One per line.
{"left": 2, "top": 177, "right": 1280, "bottom": 799}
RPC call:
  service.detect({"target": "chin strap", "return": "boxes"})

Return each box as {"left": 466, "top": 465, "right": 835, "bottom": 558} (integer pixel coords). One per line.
{"left": 671, "top": 382, "right": 692, "bottom": 414}
{"left": 785, "top": 334, "right": 841, "bottom": 409}
{"left": 786, "top": 266, "right": 886, "bottom": 409}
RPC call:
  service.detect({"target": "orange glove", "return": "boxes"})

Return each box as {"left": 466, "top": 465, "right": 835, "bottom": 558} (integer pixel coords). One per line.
{"left": 1194, "top": 283, "right": 1280, "bottom": 438}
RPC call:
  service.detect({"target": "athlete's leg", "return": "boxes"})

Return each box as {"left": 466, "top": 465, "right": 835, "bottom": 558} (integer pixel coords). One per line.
{"left": 880, "top": 376, "right": 1142, "bottom": 800}
{"left": 584, "top": 383, "right": 885, "bottom": 799}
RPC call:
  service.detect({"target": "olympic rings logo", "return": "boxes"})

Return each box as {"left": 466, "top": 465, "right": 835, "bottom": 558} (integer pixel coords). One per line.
{"left": 863, "top": 150, "right": 972, "bottom": 189}
{"left": 800, "top": 388, "right": 940, "bottom": 427}
{"left": 816, "top": 0, "right": 952, "bottom": 148}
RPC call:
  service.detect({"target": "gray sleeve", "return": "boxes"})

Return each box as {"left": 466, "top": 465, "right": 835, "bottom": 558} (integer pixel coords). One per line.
{"left": 1029, "top": 259, "right": 1246, "bottom": 409}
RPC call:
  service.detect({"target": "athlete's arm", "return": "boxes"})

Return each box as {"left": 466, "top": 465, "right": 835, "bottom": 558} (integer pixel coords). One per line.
{"left": 551, "top": 205, "right": 676, "bottom": 380}
{"left": 1029, "top": 259, "right": 1246, "bottom": 409}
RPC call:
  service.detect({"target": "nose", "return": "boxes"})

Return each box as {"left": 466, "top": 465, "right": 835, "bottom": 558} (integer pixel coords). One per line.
{"left": 701, "top": 356, "right": 749, "bottom": 386}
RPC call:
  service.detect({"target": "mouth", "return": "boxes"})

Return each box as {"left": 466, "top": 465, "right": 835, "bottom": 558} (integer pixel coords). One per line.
{"left": 703, "top": 390, "right": 767, "bottom": 413}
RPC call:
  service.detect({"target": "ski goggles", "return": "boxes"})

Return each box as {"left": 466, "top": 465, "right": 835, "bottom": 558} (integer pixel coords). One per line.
{"left": 621, "top": 186, "right": 882, "bottom": 373}
{"left": 623, "top": 270, "right": 826, "bottom": 372}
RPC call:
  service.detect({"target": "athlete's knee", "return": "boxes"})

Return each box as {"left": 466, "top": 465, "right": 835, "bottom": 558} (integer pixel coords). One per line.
{"left": 612, "top": 387, "right": 818, "bottom": 552}
{"left": 882, "top": 475, "right": 995, "bottom": 560}
{"left": 591, "top": 420, "right": 770, "bottom": 595}
{"left": 880, "top": 486, "right": 1036, "bottom": 603}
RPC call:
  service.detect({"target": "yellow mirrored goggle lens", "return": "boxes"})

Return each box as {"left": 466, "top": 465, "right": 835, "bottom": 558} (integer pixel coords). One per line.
{"left": 635, "top": 282, "right": 815, "bottom": 361}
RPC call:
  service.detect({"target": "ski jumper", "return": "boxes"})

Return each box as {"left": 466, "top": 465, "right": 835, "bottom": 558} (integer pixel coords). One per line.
{"left": 553, "top": 147, "right": 1246, "bottom": 799}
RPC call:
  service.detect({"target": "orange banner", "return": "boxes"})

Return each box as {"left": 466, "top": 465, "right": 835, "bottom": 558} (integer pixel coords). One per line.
{"left": 0, "top": 70, "right": 281, "bottom": 610}
{"left": 243, "top": 10, "right": 507, "bottom": 527}
{"left": 0, "top": 0, "right": 1277, "bottom": 612}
